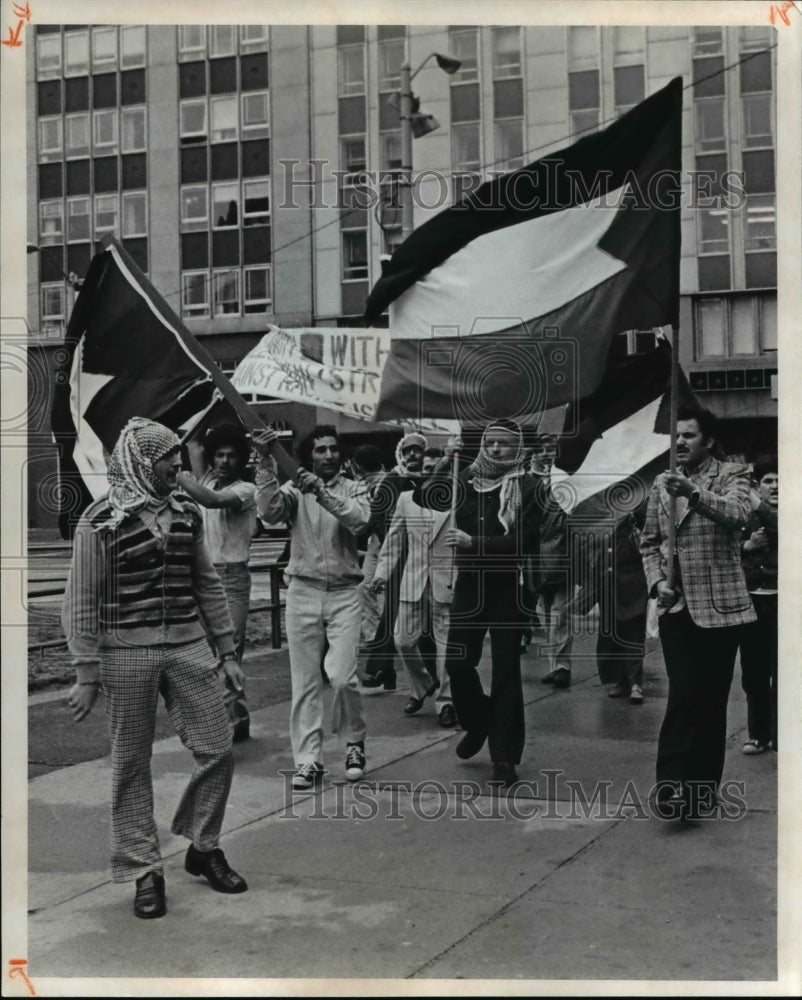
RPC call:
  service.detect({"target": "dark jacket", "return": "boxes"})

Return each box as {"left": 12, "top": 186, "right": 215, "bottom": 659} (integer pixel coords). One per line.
{"left": 573, "top": 521, "right": 648, "bottom": 621}
{"left": 741, "top": 500, "right": 778, "bottom": 593}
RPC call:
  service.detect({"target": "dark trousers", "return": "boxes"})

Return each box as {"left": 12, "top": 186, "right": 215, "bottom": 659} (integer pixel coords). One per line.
{"left": 739, "top": 594, "right": 778, "bottom": 748}
{"left": 656, "top": 608, "right": 742, "bottom": 791}
{"left": 446, "top": 605, "right": 525, "bottom": 765}
{"left": 596, "top": 613, "right": 646, "bottom": 687}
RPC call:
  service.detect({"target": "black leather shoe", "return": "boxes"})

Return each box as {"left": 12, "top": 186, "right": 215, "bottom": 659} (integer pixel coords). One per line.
{"left": 492, "top": 762, "right": 519, "bottom": 787}
{"left": 362, "top": 671, "right": 397, "bottom": 691}
{"left": 403, "top": 696, "right": 424, "bottom": 715}
{"left": 552, "top": 667, "right": 571, "bottom": 689}
{"left": 232, "top": 719, "right": 250, "bottom": 743}
{"left": 185, "top": 846, "right": 248, "bottom": 894}
{"left": 541, "top": 671, "right": 556, "bottom": 685}
{"left": 456, "top": 730, "right": 487, "bottom": 760}
{"left": 134, "top": 871, "right": 166, "bottom": 919}
{"left": 438, "top": 704, "right": 458, "bottom": 728}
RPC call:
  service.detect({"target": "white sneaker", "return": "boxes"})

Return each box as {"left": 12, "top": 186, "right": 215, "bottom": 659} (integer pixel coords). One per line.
{"left": 292, "top": 762, "right": 323, "bottom": 790}
{"left": 742, "top": 739, "right": 767, "bottom": 755}
{"left": 629, "top": 684, "right": 644, "bottom": 704}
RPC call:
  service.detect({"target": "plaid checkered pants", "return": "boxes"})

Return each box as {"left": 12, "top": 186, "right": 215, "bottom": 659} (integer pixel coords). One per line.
{"left": 100, "top": 638, "right": 233, "bottom": 882}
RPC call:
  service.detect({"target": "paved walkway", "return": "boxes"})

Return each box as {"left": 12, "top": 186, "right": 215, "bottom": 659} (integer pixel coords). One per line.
{"left": 20, "top": 633, "right": 784, "bottom": 992}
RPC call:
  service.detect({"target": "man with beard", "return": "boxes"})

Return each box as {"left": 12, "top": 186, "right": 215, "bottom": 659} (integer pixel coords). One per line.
{"left": 64, "top": 418, "right": 247, "bottom": 919}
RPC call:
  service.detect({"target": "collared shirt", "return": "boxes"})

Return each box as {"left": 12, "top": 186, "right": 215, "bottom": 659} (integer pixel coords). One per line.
{"left": 198, "top": 471, "right": 258, "bottom": 564}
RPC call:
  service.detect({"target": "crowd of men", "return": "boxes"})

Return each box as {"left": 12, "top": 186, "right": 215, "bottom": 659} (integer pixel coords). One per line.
{"left": 62, "top": 406, "right": 778, "bottom": 919}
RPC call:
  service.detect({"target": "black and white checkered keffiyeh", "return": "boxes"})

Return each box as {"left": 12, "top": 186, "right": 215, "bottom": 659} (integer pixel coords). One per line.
{"left": 100, "top": 418, "right": 182, "bottom": 529}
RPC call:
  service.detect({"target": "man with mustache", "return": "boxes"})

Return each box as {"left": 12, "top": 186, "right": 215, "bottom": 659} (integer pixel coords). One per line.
{"left": 640, "top": 406, "right": 756, "bottom": 820}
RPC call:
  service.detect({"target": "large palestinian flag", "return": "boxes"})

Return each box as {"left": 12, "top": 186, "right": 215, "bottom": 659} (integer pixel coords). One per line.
{"left": 365, "top": 77, "right": 683, "bottom": 424}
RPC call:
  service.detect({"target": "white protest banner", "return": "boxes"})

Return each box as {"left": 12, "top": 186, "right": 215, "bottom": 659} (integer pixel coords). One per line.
{"left": 231, "top": 325, "right": 459, "bottom": 432}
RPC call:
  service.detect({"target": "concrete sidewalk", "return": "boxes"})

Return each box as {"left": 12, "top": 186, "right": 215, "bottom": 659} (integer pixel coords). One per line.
{"left": 25, "top": 634, "right": 779, "bottom": 990}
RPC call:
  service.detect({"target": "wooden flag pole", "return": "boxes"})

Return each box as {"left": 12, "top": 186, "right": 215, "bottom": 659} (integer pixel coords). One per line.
{"left": 665, "top": 325, "right": 680, "bottom": 590}
{"left": 447, "top": 448, "right": 460, "bottom": 590}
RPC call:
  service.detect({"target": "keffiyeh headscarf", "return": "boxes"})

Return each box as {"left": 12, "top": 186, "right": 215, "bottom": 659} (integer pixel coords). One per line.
{"left": 100, "top": 418, "right": 182, "bottom": 529}
{"left": 394, "top": 432, "right": 427, "bottom": 477}
{"left": 468, "top": 420, "right": 526, "bottom": 533}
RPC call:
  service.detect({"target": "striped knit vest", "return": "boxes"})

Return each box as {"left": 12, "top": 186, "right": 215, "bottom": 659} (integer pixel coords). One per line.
{"left": 90, "top": 502, "right": 201, "bottom": 631}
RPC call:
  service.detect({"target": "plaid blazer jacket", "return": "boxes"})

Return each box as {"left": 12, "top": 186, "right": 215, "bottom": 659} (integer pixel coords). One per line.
{"left": 640, "top": 458, "right": 757, "bottom": 628}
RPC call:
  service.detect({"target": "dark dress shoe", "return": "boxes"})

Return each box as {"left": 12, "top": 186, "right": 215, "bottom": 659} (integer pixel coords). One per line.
{"left": 438, "top": 704, "right": 458, "bottom": 728}
{"left": 362, "top": 671, "right": 397, "bottom": 691}
{"left": 456, "top": 730, "right": 487, "bottom": 760}
{"left": 134, "top": 871, "right": 166, "bottom": 919}
{"left": 403, "top": 696, "right": 424, "bottom": 715}
{"left": 185, "top": 846, "right": 248, "bottom": 894}
{"left": 492, "top": 762, "right": 519, "bottom": 787}
{"left": 551, "top": 667, "right": 571, "bottom": 689}
{"left": 541, "top": 671, "right": 556, "bottom": 685}
{"left": 232, "top": 719, "right": 250, "bottom": 743}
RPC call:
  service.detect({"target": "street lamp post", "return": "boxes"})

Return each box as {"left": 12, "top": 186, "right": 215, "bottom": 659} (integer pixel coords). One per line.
{"left": 398, "top": 52, "right": 462, "bottom": 240}
{"left": 27, "top": 243, "right": 83, "bottom": 318}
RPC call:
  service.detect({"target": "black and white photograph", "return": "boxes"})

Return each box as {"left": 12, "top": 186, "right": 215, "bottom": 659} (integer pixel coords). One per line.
{"left": 1, "top": 0, "right": 800, "bottom": 994}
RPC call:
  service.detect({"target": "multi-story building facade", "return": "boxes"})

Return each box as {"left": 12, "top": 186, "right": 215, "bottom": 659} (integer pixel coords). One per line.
{"left": 27, "top": 23, "right": 777, "bottom": 529}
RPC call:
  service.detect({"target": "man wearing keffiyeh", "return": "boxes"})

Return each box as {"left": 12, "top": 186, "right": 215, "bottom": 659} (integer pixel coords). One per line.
{"left": 63, "top": 417, "right": 248, "bottom": 919}
{"left": 414, "top": 419, "right": 547, "bottom": 787}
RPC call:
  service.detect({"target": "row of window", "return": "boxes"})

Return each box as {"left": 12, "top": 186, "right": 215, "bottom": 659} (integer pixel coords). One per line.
{"left": 695, "top": 293, "right": 777, "bottom": 359}
{"left": 178, "top": 24, "right": 268, "bottom": 61}
{"left": 36, "top": 25, "right": 147, "bottom": 78}
{"left": 39, "top": 192, "right": 148, "bottom": 244}
{"left": 181, "top": 179, "right": 270, "bottom": 231}
{"left": 38, "top": 106, "right": 146, "bottom": 162}
{"left": 181, "top": 266, "right": 272, "bottom": 317}
{"left": 180, "top": 93, "right": 269, "bottom": 144}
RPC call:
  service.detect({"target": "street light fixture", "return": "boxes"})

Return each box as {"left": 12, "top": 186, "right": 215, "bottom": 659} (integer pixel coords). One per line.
{"left": 27, "top": 242, "right": 83, "bottom": 316}
{"left": 398, "top": 51, "right": 462, "bottom": 239}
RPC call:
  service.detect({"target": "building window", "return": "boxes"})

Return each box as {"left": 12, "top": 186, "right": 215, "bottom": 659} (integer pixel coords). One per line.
{"left": 213, "top": 269, "right": 240, "bottom": 314}
{"left": 180, "top": 99, "right": 208, "bottom": 142}
{"left": 65, "top": 113, "right": 90, "bottom": 158}
{"left": 694, "top": 293, "right": 776, "bottom": 359}
{"left": 39, "top": 200, "right": 64, "bottom": 244}
{"left": 243, "top": 179, "right": 270, "bottom": 225}
{"left": 342, "top": 230, "right": 368, "bottom": 280}
{"left": 494, "top": 119, "right": 524, "bottom": 172}
{"left": 451, "top": 122, "right": 481, "bottom": 174}
{"left": 241, "top": 91, "right": 269, "bottom": 138}
{"left": 209, "top": 25, "right": 237, "bottom": 58}
{"left": 694, "top": 99, "right": 726, "bottom": 153}
{"left": 121, "top": 25, "right": 146, "bottom": 69}
{"left": 569, "top": 70, "right": 600, "bottom": 138}
{"left": 37, "top": 33, "right": 62, "bottom": 79}
{"left": 382, "top": 227, "right": 405, "bottom": 257}
{"left": 693, "top": 27, "right": 723, "bottom": 57}
{"left": 212, "top": 182, "right": 239, "bottom": 227}
{"left": 92, "top": 26, "right": 118, "bottom": 72}
{"left": 210, "top": 95, "right": 238, "bottom": 142}
{"left": 41, "top": 283, "right": 65, "bottom": 332}
{"left": 67, "top": 197, "right": 91, "bottom": 241}
{"left": 744, "top": 194, "right": 776, "bottom": 252}
{"left": 698, "top": 297, "right": 725, "bottom": 356}
{"left": 122, "top": 191, "right": 147, "bottom": 237}
{"left": 244, "top": 266, "right": 271, "bottom": 312}
{"left": 182, "top": 271, "right": 209, "bottom": 317}
{"left": 492, "top": 27, "right": 522, "bottom": 80}
{"left": 739, "top": 26, "right": 772, "bottom": 52}
{"left": 93, "top": 109, "right": 118, "bottom": 154}
{"left": 613, "top": 64, "right": 644, "bottom": 115}
{"left": 94, "top": 193, "right": 119, "bottom": 237}
{"left": 613, "top": 26, "right": 644, "bottom": 62}
{"left": 121, "top": 106, "right": 146, "bottom": 153}
{"left": 240, "top": 24, "right": 269, "bottom": 53}
{"left": 38, "top": 117, "right": 63, "bottom": 162}
{"left": 448, "top": 27, "right": 479, "bottom": 82}
{"left": 64, "top": 29, "right": 89, "bottom": 76}
{"left": 338, "top": 45, "right": 365, "bottom": 97}
{"left": 341, "top": 136, "right": 367, "bottom": 185}
{"left": 378, "top": 36, "right": 405, "bottom": 91}
{"left": 181, "top": 185, "right": 208, "bottom": 231}
{"left": 742, "top": 93, "right": 773, "bottom": 148}
{"left": 698, "top": 207, "right": 729, "bottom": 255}
{"left": 179, "top": 25, "right": 206, "bottom": 61}
{"left": 568, "top": 26, "right": 598, "bottom": 65}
